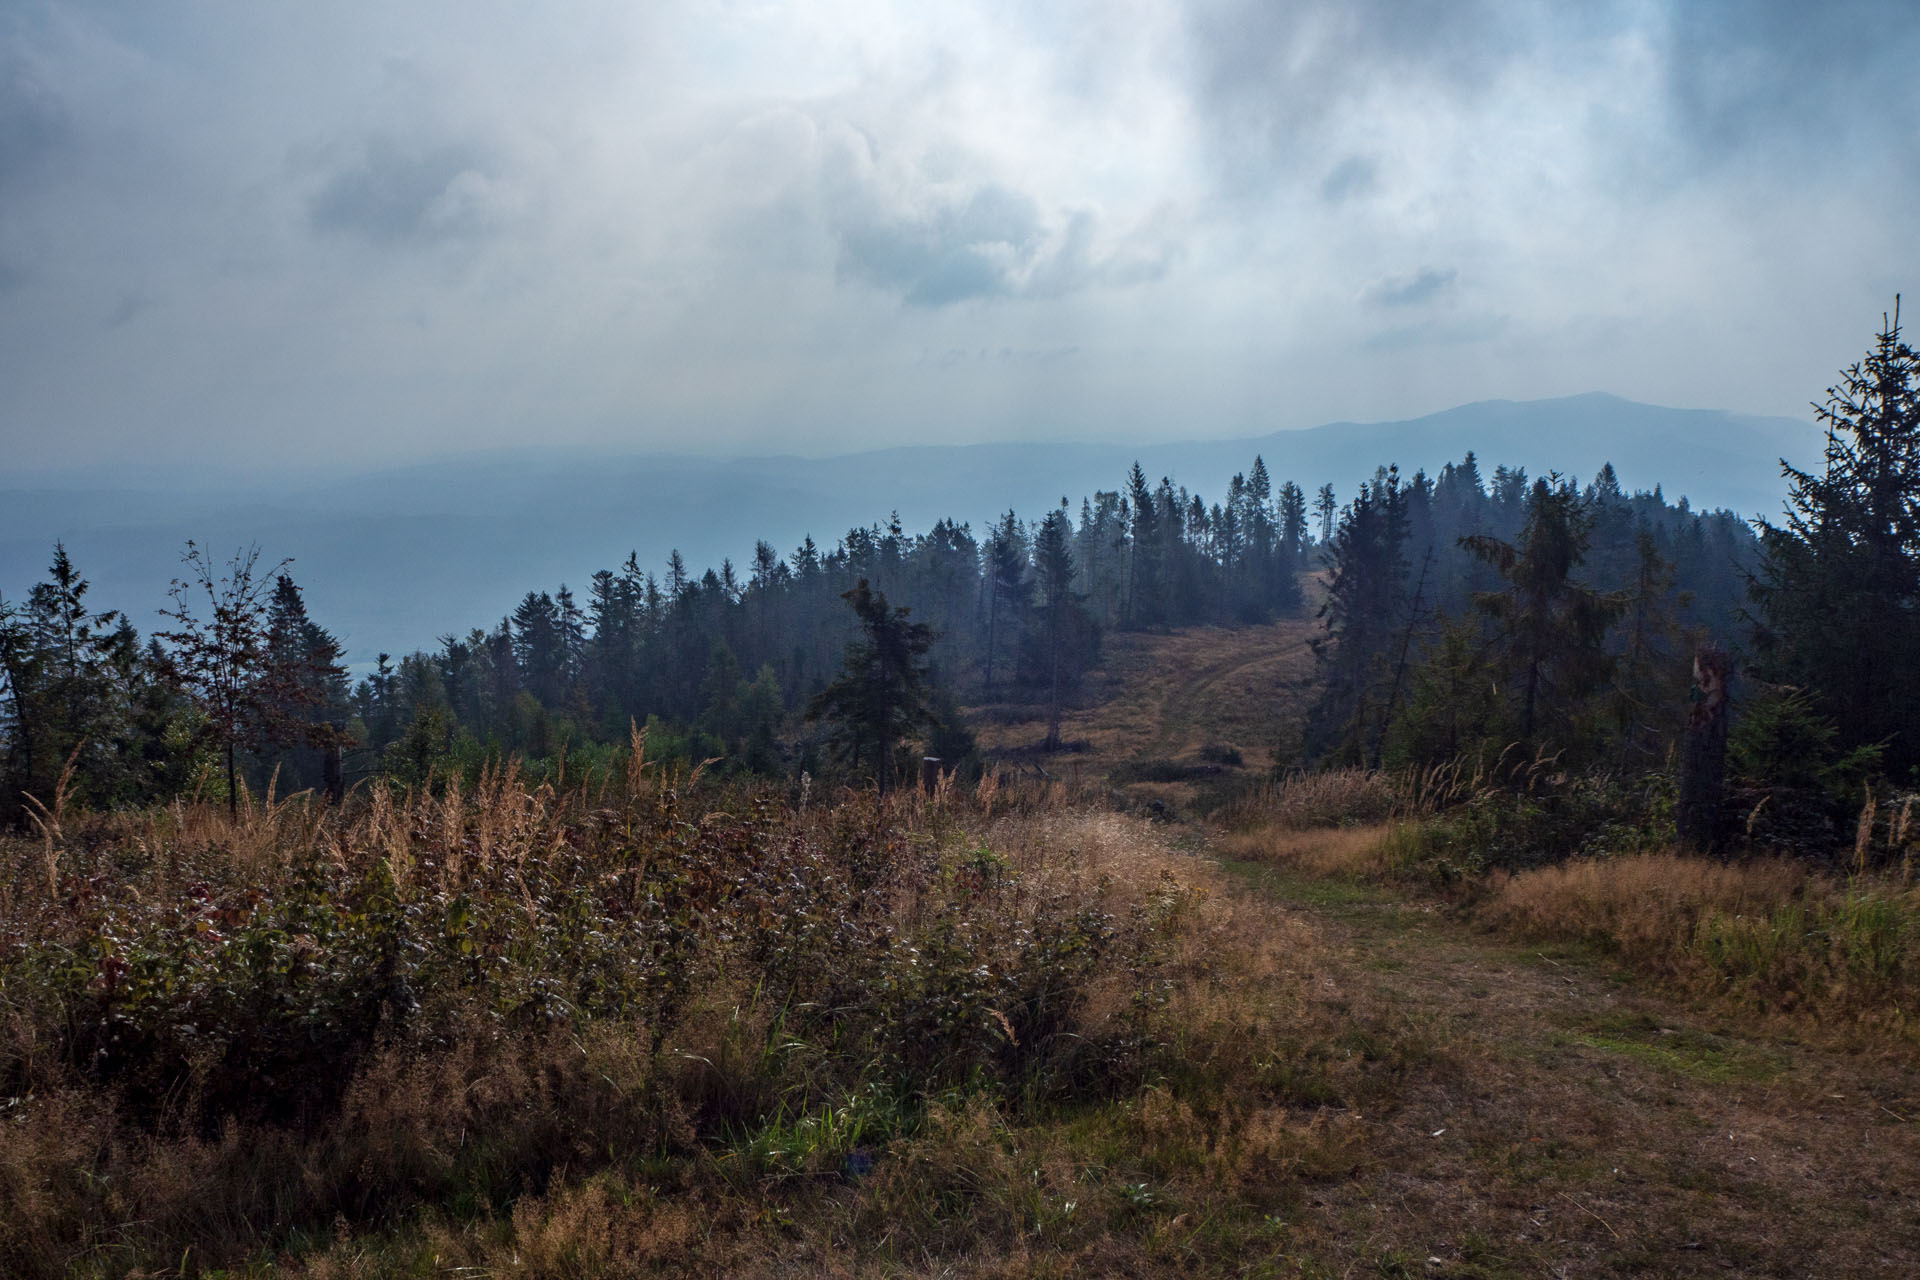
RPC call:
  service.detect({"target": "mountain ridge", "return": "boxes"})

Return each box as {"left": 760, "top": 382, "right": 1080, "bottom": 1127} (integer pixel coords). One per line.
{"left": 1, "top": 394, "right": 1820, "bottom": 664}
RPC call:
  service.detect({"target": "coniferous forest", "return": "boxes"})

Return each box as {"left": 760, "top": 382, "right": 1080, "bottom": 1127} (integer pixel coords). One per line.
{"left": 3, "top": 440, "right": 1760, "bottom": 822}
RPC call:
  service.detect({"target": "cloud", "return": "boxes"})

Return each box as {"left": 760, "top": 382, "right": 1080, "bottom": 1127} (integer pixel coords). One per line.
{"left": 105, "top": 291, "right": 152, "bottom": 328}
{"left": 833, "top": 179, "right": 1042, "bottom": 306}
{"left": 1660, "top": 0, "right": 1920, "bottom": 159}
{"left": 1320, "top": 155, "right": 1378, "bottom": 204}
{"left": 307, "top": 136, "right": 511, "bottom": 245}
{"left": 1362, "top": 311, "right": 1506, "bottom": 351}
{"left": 820, "top": 128, "right": 1179, "bottom": 307}
{"left": 1177, "top": 0, "right": 1531, "bottom": 188}
{"left": 0, "top": 0, "right": 1911, "bottom": 474}
{"left": 0, "top": 57, "right": 68, "bottom": 196}
{"left": 1365, "top": 267, "right": 1457, "bottom": 308}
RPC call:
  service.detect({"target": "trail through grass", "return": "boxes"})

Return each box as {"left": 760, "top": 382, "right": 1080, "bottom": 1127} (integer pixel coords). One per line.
{"left": 1219, "top": 828, "right": 1920, "bottom": 1276}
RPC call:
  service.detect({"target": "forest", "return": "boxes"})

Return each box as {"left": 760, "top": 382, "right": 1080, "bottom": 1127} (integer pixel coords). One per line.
{"left": 1, "top": 441, "right": 1762, "bottom": 822}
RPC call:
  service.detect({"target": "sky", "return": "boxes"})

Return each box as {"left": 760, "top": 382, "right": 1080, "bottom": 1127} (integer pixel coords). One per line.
{"left": 1, "top": 0, "right": 1915, "bottom": 474}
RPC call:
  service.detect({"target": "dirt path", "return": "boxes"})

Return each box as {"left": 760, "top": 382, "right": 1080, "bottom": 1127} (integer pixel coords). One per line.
{"left": 1227, "top": 860, "right": 1920, "bottom": 1277}
{"left": 1147, "top": 633, "right": 1316, "bottom": 759}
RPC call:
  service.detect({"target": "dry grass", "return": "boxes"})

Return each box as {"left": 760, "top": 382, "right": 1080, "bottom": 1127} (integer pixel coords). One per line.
{"left": 271, "top": 808, "right": 1417, "bottom": 1279}
{"left": 0, "top": 766, "right": 1413, "bottom": 1277}
{"left": 1213, "top": 822, "right": 1399, "bottom": 879}
{"left": 1480, "top": 850, "right": 1920, "bottom": 1037}
{"left": 1215, "top": 767, "right": 1411, "bottom": 831}
{"left": 1482, "top": 852, "right": 1810, "bottom": 964}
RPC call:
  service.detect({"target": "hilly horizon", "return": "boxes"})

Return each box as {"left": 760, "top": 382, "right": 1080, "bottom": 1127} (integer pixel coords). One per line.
{"left": 1, "top": 392, "right": 1819, "bottom": 666}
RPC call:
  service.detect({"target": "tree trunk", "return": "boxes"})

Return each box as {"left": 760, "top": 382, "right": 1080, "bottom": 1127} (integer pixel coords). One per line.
{"left": 323, "top": 740, "right": 344, "bottom": 806}
{"left": 1677, "top": 645, "right": 1730, "bottom": 857}
{"left": 1045, "top": 604, "right": 1062, "bottom": 751}
{"left": 982, "top": 577, "right": 998, "bottom": 699}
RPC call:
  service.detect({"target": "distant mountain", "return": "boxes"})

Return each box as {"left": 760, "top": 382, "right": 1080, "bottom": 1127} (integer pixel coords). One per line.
{"left": 0, "top": 394, "right": 1818, "bottom": 666}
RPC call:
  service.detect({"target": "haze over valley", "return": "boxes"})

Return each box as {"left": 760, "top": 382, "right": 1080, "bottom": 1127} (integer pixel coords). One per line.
{"left": 3, "top": 392, "right": 1816, "bottom": 663}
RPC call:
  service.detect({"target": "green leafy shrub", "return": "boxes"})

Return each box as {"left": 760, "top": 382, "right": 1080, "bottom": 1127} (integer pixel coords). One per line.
{"left": 1387, "top": 768, "right": 1676, "bottom": 880}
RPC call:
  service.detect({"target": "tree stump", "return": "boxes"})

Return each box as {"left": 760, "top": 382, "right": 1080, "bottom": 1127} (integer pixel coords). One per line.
{"left": 1677, "top": 645, "right": 1730, "bottom": 856}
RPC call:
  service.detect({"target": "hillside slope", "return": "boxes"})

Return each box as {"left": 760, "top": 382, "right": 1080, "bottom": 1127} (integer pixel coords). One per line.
{"left": 970, "top": 618, "right": 1321, "bottom": 800}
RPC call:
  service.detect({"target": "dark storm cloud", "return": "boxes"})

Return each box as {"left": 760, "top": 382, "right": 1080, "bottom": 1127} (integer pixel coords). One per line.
{"left": 1661, "top": 0, "right": 1920, "bottom": 158}
{"left": 1366, "top": 268, "right": 1458, "bottom": 308}
{"left": 0, "top": 57, "right": 68, "bottom": 196}
{"left": 308, "top": 137, "right": 502, "bottom": 245}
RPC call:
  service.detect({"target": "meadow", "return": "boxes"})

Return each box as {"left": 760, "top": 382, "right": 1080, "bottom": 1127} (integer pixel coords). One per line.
{"left": 7, "top": 627, "right": 1920, "bottom": 1275}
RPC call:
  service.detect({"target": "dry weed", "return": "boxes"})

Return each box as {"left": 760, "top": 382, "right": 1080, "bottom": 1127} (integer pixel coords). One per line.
{"left": 1481, "top": 852, "right": 1808, "bottom": 971}
{"left": 1481, "top": 850, "right": 1920, "bottom": 1035}
{"left": 1213, "top": 823, "right": 1395, "bottom": 878}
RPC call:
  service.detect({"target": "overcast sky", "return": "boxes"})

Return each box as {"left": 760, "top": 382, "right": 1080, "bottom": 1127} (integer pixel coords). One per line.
{"left": 1, "top": 0, "right": 1913, "bottom": 473}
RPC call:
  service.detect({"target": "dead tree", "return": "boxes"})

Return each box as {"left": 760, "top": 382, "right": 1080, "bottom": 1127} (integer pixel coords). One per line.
{"left": 1677, "top": 645, "right": 1730, "bottom": 856}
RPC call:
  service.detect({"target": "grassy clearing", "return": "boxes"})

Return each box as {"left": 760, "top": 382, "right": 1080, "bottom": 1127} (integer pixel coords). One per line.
{"left": 8, "top": 602, "right": 1919, "bottom": 1274}
{"left": 1215, "top": 821, "right": 1401, "bottom": 881}
{"left": 969, "top": 622, "right": 1319, "bottom": 808}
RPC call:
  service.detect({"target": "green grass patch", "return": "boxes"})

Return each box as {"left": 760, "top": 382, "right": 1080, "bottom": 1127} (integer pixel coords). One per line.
{"left": 1562, "top": 1011, "right": 1785, "bottom": 1085}
{"left": 1216, "top": 859, "right": 1394, "bottom": 909}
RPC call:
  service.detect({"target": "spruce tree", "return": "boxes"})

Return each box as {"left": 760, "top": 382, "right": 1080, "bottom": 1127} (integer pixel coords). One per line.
{"left": 807, "top": 580, "right": 935, "bottom": 794}
{"left": 981, "top": 511, "right": 1027, "bottom": 697}
{"left": 263, "top": 573, "right": 351, "bottom": 800}
{"left": 1461, "top": 478, "right": 1623, "bottom": 754}
{"left": 1313, "top": 483, "right": 1338, "bottom": 546}
{"left": 1751, "top": 300, "right": 1920, "bottom": 773}
{"left": 1125, "top": 463, "right": 1162, "bottom": 625}
{"left": 1026, "top": 505, "right": 1093, "bottom": 750}
{"left": 1307, "top": 471, "right": 1410, "bottom": 762}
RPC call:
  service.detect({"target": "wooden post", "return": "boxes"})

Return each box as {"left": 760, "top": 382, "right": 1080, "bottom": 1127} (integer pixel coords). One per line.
{"left": 921, "top": 756, "right": 942, "bottom": 795}
{"left": 1677, "top": 645, "right": 1730, "bottom": 856}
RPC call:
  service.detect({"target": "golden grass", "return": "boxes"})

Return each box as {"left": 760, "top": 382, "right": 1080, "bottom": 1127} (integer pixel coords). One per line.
{"left": 1481, "top": 852, "right": 1809, "bottom": 965}
{"left": 1213, "top": 822, "right": 1398, "bottom": 879}
{"left": 1215, "top": 768, "right": 1409, "bottom": 831}
{"left": 1480, "top": 850, "right": 1920, "bottom": 1036}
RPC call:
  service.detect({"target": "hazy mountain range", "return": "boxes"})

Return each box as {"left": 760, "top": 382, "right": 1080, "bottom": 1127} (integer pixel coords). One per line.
{"left": 2, "top": 393, "right": 1820, "bottom": 667}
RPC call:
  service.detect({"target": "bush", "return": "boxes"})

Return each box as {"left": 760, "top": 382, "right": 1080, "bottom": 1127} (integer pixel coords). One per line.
{"left": 0, "top": 769, "right": 1209, "bottom": 1276}
{"left": 1727, "top": 683, "right": 1883, "bottom": 858}
{"left": 1386, "top": 768, "right": 1676, "bottom": 880}
{"left": 1213, "top": 768, "right": 1409, "bottom": 831}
